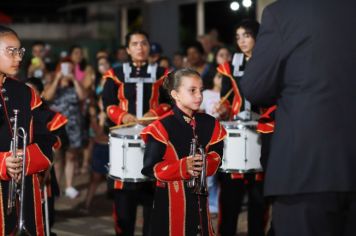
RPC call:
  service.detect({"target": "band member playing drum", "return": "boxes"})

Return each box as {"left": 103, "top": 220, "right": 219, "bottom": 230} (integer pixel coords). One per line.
{"left": 0, "top": 25, "right": 52, "bottom": 235}
{"left": 102, "top": 30, "right": 171, "bottom": 236}
{"left": 215, "top": 20, "right": 268, "bottom": 236}
{"left": 141, "top": 68, "right": 226, "bottom": 235}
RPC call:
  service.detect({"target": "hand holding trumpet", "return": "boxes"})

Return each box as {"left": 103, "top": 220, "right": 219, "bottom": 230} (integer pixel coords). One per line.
{"left": 6, "top": 150, "right": 23, "bottom": 182}
{"left": 186, "top": 154, "right": 203, "bottom": 177}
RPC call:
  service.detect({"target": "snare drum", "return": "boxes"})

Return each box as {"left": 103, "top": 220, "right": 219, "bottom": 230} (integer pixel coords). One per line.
{"left": 220, "top": 121, "right": 262, "bottom": 173}
{"left": 109, "top": 125, "right": 148, "bottom": 182}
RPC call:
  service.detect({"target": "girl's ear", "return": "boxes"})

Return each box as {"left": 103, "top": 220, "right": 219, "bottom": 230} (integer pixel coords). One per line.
{"left": 171, "top": 90, "right": 178, "bottom": 101}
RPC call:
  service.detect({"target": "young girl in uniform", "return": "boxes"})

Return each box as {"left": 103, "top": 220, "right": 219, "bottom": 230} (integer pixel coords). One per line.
{"left": 0, "top": 25, "right": 51, "bottom": 235}
{"left": 141, "top": 68, "right": 226, "bottom": 235}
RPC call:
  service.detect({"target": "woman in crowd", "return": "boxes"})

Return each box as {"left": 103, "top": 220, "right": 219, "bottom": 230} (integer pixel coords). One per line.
{"left": 69, "top": 45, "right": 95, "bottom": 175}
{"left": 43, "top": 57, "right": 86, "bottom": 199}
{"left": 217, "top": 19, "right": 267, "bottom": 236}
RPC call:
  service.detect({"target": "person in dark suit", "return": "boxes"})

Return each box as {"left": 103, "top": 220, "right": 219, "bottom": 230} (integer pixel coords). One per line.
{"left": 240, "top": 0, "right": 356, "bottom": 235}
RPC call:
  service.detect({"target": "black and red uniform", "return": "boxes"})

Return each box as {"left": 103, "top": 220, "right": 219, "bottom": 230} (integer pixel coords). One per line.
{"left": 257, "top": 105, "right": 276, "bottom": 170}
{"left": 216, "top": 62, "right": 267, "bottom": 236}
{"left": 102, "top": 62, "right": 170, "bottom": 236}
{"left": 0, "top": 77, "right": 51, "bottom": 236}
{"left": 141, "top": 106, "right": 226, "bottom": 236}
{"left": 32, "top": 102, "right": 68, "bottom": 234}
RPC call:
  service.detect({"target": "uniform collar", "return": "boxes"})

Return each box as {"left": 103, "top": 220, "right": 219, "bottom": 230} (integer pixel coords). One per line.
{"left": 173, "top": 105, "right": 196, "bottom": 128}
{"left": 131, "top": 61, "right": 147, "bottom": 68}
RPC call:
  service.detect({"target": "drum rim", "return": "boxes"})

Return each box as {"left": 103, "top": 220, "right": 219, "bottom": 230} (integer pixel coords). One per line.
{"left": 108, "top": 174, "right": 153, "bottom": 182}
{"left": 221, "top": 120, "right": 258, "bottom": 129}
{"left": 109, "top": 133, "right": 142, "bottom": 140}
{"left": 110, "top": 124, "right": 144, "bottom": 139}
{"left": 218, "top": 168, "right": 263, "bottom": 173}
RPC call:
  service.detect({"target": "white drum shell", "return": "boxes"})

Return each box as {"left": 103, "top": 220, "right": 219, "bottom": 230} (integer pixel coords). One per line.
{"left": 109, "top": 125, "right": 148, "bottom": 182}
{"left": 220, "top": 121, "right": 262, "bottom": 173}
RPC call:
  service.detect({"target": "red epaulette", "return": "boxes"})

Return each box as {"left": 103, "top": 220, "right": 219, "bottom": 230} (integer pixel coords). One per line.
{"left": 47, "top": 112, "right": 68, "bottom": 132}
{"left": 207, "top": 119, "right": 227, "bottom": 148}
{"left": 29, "top": 86, "right": 42, "bottom": 110}
{"left": 141, "top": 111, "right": 172, "bottom": 144}
{"left": 103, "top": 68, "right": 121, "bottom": 85}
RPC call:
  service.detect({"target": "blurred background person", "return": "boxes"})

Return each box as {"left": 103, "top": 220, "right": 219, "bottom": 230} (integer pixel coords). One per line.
{"left": 43, "top": 58, "right": 87, "bottom": 199}
{"left": 82, "top": 55, "right": 111, "bottom": 213}
{"left": 172, "top": 51, "right": 185, "bottom": 70}
{"left": 112, "top": 46, "right": 129, "bottom": 69}
{"left": 186, "top": 41, "right": 211, "bottom": 79}
{"left": 158, "top": 56, "right": 171, "bottom": 70}
{"left": 27, "top": 41, "right": 52, "bottom": 84}
{"left": 69, "top": 45, "right": 96, "bottom": 175}
{"left": 148, "top": 42, "right": 162, "bottom": 64}
{"left": 217, "top": 19, "right": 267, "bottom": 236}
{"left": 199, "top": 69, "right": 223, "bottom": 215}
{"left": 96, "top": 49, "right": 109, "bottom": 60}
{"left": 214, "top": 46, "right": 232, "bottom": 66}
{"left": 197, "top": 34, "right": 214, "bottom": 63}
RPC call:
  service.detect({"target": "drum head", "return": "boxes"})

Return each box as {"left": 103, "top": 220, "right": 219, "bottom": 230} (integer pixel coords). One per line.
{"left": 110, "top": 124, "right": 145, "bottom": 139}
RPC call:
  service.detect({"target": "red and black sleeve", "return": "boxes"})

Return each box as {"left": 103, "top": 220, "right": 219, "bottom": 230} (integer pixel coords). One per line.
{"left": 102, "top": 69, "right": 129, "bottom": 125}
{"left": 205, "top": 119, "right": 227, "bottom": 176}
{"left": 141, "top": 120, "right": 191, "bottom": 182}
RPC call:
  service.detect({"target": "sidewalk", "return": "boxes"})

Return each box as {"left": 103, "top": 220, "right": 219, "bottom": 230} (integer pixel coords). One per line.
{"left": 52, "top": 173, "right": 247, "bottom": 235}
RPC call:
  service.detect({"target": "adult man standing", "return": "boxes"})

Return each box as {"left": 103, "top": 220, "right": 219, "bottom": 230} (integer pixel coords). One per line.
{"left": 240, "top": 0, "right": 356, "bottom": 235}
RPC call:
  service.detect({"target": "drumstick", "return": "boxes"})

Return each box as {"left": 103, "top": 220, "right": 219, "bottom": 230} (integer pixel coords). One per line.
{"left": 219, "top": 89, "right": 233, "bottom": 105}
{"left": 137, "top": 116, "right": 158, "bottom": 121}
{"left": 109, "top": 117, "right": 158, "bottom": 130}
{"left": 110, "top": 122, "right": 137, "bottom": 130}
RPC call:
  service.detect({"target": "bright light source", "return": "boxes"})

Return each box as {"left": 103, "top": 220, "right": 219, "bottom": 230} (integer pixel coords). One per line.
{"left": 230, "top": 1, "right": 240, "bottom": 11}
{"left": 242, "top": 0, "right": 252, "bottom": 8}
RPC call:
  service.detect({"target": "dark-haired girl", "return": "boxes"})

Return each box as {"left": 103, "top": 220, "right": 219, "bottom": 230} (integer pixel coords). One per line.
{"left": 0, "top": 25, "right": 51, "bottom": 235}
{"left": 216, "top": 19, "right": 268, "bottom": 236}
{"left": 141, "top": 68, "right": 226, "bottom": 235}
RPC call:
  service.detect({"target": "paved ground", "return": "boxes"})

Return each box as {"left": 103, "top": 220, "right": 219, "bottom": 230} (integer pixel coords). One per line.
{"left": 52, "top": 172, "right": 248, "bottom": 236}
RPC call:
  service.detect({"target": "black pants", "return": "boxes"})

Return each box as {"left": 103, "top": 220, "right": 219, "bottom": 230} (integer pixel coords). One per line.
{"left": 113, "top": 184, "right": 154, "bottom": 236}
{"left": 218, "top": 173, "right": 266, "bottom": 236}
{"left": 272, "top": 192, "right": 356, "bottom": 236}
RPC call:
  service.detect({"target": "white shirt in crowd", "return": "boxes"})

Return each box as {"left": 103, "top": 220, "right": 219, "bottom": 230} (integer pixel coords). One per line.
{"left": 200, "top": 89, "right": 220, "bottom": 118}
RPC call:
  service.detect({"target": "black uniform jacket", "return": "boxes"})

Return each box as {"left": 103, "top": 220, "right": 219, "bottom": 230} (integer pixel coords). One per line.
{"left": 240, "top": 0, "right": 356, "bottom": 196}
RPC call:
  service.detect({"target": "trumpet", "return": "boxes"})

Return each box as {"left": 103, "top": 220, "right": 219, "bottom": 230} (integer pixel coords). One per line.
{"left": 187, "top": 136, "right": 208, "bottom": 195}
{"left": 7, "top": 109, "right": 31, "bottom": 235}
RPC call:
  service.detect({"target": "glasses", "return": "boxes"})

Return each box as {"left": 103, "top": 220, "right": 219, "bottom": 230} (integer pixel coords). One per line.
{"left": 4, "top": 47, "right": 26, "bottom": 58}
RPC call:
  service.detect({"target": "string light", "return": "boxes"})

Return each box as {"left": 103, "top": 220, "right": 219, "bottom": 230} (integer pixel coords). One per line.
{"left": 230, "top": 1, "right": 240, "bottom": 11}
{"left": 242, "top": 0, "right": 252, "bottom": 8}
